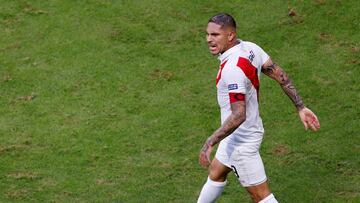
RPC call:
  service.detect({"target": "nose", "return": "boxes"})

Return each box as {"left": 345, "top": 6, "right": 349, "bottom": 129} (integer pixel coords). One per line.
{"left": 206, "top": 34, "right": 212, "bottom": 43}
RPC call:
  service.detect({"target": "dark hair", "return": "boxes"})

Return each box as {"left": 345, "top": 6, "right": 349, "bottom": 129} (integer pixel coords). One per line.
{"left": 208, "top": 13, "right": 236, "bottom": 30}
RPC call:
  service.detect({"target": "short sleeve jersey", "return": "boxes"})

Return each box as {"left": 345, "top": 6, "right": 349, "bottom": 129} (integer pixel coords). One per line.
{"left": 216, "top": 40, "right": 269, "bottom": 143}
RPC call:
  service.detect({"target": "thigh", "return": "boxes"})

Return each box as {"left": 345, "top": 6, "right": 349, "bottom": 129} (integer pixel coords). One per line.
{"left": 208, "top": 158, "right": 232, "bottom": 182}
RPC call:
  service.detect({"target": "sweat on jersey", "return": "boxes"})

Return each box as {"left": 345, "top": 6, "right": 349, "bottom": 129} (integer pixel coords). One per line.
{"left": 216, "top": 40, "right": 269, "bottom": 144}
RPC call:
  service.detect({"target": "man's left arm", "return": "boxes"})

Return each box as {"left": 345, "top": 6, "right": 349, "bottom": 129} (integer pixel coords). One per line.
{"left": 261, "top": 58, "right": 321, "bottom": 131}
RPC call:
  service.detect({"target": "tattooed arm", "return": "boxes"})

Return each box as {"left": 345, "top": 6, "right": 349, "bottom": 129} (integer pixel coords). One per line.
{"left": 262, "top": 58, "right": 305, "bottom": 110}
{"left": 262, "top": 58, "right": 320, "bottom": 131}
{"left": 199, "top": 99, "right": 246, "bottom": 168}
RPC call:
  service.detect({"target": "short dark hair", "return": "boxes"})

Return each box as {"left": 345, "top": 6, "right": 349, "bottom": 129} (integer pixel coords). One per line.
{"left": 208, "top": 13, "right": 236, "bottom": 30}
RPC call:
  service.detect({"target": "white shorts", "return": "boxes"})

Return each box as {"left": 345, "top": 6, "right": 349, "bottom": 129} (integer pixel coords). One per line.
{"left": 215, "top": 139, "right": 267, "bottom": 187}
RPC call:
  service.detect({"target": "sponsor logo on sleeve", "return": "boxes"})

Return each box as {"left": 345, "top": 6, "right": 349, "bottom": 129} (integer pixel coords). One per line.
{"left": 228, "top": 84, "right": 238, "bottom": 90}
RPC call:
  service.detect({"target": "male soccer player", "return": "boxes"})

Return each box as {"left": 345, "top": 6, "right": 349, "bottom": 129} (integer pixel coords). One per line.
{"left": 197, "top": 13, "right": 320, "bottom": 203}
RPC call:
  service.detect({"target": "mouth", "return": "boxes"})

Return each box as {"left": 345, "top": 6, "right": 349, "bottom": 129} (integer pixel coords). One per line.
{"left": 208, "top": 44, "right": 217, "bottom": 52}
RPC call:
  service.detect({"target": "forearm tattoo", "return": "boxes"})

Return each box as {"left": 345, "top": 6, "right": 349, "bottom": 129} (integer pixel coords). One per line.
{"left": 201, "top": 140, "right": 211, "bottom": 153}
{"left": 204, "top": 101, "right": 246, "bottom": 148}
{"left": 262, "top": 63, "right": 304, "bottom": 110}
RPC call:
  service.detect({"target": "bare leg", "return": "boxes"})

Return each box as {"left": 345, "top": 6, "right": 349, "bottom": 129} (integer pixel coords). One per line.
{"left": 209, "top": 158, "right": 232, "bottom": 181}
{"left": 245, "top": 181, "right": 272, "bottom": 203}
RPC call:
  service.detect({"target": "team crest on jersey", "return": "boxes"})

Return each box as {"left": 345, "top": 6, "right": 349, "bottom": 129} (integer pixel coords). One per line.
{"left": 248, "top": 50, "right": 255, "bottom": 62}
{"left": 228, "top": 84, "right": 238, "bottom": 90}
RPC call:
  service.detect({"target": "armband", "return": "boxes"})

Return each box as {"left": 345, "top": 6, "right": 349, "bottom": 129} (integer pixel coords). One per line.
{"left": 229, "top": 93, "right": 245, "bottom": 103}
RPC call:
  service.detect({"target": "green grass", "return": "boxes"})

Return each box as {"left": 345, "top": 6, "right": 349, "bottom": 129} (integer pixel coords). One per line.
{"left": 0, "top": 0, "right": 359, "bottom": 202}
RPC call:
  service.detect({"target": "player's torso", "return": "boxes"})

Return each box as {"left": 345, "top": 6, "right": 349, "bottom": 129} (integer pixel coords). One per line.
{"left": 215, "top": 41, "right": 265, "bottom": 141}
{"left": 216, "top": 43, "right": 262, "bottom": 119}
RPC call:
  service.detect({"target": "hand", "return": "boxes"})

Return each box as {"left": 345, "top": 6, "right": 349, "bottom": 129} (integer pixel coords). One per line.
{"left": 298, "top": 107, "right": 320, "bottom": 131}
{"left": 199, "top": 140, "right": 213, "bottom": 168}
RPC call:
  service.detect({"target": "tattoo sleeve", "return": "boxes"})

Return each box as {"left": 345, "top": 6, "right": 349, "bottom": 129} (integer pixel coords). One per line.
{"left": 262, "top": 63, "right": 305, "bottom": 111}
{"left": 203, "top": 100, "right": 246, "bottom": 148}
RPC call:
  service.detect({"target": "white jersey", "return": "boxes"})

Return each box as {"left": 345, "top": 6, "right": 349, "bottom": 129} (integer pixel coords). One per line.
{"left": 216, "top": 40, "right": 270, "bottom": 144}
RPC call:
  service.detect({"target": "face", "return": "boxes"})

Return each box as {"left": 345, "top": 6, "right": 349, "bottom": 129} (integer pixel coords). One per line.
{"left": 206, "top": 22, "right": 234, "bottom": 55}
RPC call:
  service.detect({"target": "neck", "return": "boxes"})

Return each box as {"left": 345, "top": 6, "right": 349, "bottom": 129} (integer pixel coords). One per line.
{"left": 221, "top": 40, "right": 239, "bottom": 54}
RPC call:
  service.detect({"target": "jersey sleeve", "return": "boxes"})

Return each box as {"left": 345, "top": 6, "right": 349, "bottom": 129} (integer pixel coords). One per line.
{"left": 247, "top": 42, "right": 270, "bottom": 67}
{"left": 254, "top": 44, "right": 270, "bottom": 66}
{"left": 222, "top": 64, "right": 247, "bottom": 94}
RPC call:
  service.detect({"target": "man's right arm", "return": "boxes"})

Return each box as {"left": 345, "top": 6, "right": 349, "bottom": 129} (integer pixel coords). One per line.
{"left": 199, "top": 98, "right": 246, "bottom": 168}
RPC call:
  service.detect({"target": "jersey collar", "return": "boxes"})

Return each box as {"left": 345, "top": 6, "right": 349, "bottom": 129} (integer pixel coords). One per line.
{"left": 218, "top": 40, "right": 242, "bottom": 63}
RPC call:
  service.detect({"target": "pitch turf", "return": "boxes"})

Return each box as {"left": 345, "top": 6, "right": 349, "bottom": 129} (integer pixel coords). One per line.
{"left": 0, "top": 0, "right": 359, "bottom": 202}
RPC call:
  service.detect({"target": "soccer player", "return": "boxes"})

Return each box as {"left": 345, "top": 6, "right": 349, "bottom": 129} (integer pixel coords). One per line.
{"left": 197, "top": 13, "right": 320, "bottom": 203}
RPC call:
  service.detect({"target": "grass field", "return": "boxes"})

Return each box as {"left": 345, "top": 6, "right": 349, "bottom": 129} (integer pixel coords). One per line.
{"left": 0, "top": 0, "right": 359, "bottom": 202}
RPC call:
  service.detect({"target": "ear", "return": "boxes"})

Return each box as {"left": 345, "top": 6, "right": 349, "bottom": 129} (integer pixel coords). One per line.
{"left": 227, "top": 31, "right": 236, "bottom": 42}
